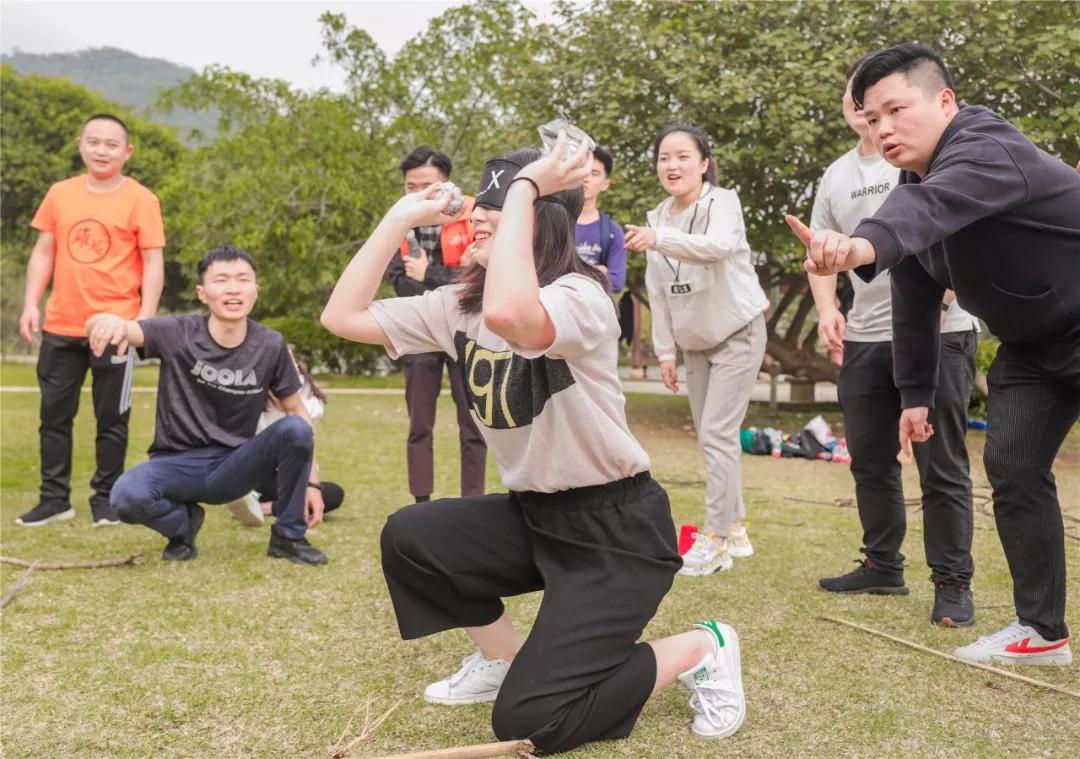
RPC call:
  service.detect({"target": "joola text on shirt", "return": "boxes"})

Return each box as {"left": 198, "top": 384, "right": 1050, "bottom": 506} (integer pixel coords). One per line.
{"left": 190, "top": 359, "right": 261, "bottom": 395}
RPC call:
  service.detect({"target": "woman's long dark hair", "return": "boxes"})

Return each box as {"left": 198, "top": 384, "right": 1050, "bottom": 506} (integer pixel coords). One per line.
{"left": 653, "top": 124, "right": 719, "bottom": 186}
{"left": 456, "top": 148, "right": 609, "bottom": 315}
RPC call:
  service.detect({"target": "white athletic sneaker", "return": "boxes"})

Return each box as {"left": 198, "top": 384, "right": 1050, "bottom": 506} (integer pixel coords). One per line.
{"left": 679, "top": 532, "right": 733, "bottom": 576}
{"left": 678, "top": 620, "right": 746, "bottom": 739}
{"left": 727, "top": 526, "right": 754, "bottom": 558}
{"left": 423, "top": 651, "right": 510, "bottom": 705}
{"left": 226, "top": 491, "right": 265, "bottom": 526}
{"left": 954, "top": 621, "right": 1072, "bottom": 666}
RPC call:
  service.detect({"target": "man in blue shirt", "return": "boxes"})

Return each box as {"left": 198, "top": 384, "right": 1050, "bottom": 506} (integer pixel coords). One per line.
{"left": 575, "top": 146, "right": 626, "bottom": 294}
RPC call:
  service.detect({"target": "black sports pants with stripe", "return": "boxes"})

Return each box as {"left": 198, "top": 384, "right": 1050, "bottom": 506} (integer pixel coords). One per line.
{"left": 380, "top": 473, "right": 680, "bottom": 755}
{"left": 985, "top": 336, "right": 1079, "bottom": 641}
{"left": 36, "top": 331, "right": 131, "bottom": 511}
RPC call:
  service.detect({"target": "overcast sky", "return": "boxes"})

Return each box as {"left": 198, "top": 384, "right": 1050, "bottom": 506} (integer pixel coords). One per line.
{"left": 1, "top": 0, "right": 555, "bottom": 91}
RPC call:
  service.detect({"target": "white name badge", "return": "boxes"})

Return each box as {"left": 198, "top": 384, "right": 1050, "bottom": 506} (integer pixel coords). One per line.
{"left": 669, "top": 282, "right": 693, "bottom": 296}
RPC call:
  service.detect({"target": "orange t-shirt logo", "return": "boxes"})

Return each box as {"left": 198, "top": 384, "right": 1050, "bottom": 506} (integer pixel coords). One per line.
{"left": 68, "top": 220, "right": 112, "bottom": 264}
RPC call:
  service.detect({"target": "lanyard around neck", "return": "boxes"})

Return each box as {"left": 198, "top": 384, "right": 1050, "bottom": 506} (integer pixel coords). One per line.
{"left": 657, "top": 189, "right": 712, "bottom": 282}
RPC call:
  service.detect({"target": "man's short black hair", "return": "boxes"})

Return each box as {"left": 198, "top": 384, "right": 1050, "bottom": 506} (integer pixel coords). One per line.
{"left": 851, "top": 43, "right": 955, "bottom": 110}
{"left": 592, "top": 145, "right": 614, "bottom": 177}
{"left": 83, "top": 113, "right": 130, "bottom": 141}
{"left": 197, "top": 245, "right": 257, "bottom": 282}
{"left": 399, "top": 146, "right": 452, "bottom": 178}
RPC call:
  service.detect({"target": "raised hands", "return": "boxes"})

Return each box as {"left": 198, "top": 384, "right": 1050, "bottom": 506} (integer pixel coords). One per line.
{"left": 786, "top": 214, "right": 876, "bottom": 275}
{"left": 390, "top": 183, "right": 455, "bottom": 229}
{"left": 515, "top": 130, "right": 592, "bottom": 198}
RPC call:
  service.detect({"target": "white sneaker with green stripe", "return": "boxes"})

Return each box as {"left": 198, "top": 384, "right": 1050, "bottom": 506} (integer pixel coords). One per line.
{"left": 677, "top": 620, "right": 745, "bottom": 739}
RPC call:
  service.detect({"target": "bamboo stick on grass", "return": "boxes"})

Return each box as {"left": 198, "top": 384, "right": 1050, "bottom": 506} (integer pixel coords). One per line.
{"left": 818, "top": 615, "right": 1080, "bottom": 699}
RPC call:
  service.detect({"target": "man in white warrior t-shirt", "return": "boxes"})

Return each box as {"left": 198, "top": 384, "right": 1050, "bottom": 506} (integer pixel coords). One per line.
{"left": 809, "top": 55, "right": 979, "bottom": 627}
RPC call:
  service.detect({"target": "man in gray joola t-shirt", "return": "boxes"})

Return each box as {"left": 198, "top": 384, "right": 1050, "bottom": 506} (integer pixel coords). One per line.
{"left": 808, "top": 55, "right": 979, "bottom": 627}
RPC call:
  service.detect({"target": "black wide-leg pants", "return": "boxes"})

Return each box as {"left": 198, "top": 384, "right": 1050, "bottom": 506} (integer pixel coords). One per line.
{"left": 380, "top": 472, "right": 681, "bottom": 755}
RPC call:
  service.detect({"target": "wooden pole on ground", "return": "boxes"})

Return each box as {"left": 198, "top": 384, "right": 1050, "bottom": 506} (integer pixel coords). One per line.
{"left": 818, "top": 615, "right": 1080, "bottom": 699}
{"left": 0, "top": 550, "right": 143, "bottom": 570}
{"left": 369, "top": 740, "right": 536, "bottom": 759}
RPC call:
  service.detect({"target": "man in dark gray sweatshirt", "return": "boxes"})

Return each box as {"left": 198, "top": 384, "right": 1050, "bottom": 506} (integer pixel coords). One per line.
{"left": 786, "top": 43, "right": 1078, "bottom": 666}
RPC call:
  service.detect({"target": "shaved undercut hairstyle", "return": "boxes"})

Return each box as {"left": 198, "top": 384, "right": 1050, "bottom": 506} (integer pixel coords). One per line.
{"left": 851, "top": 43, "right": 955, "bottom": 110}
{"left": 846, "top": 50, "right": 878, "bottom": 84}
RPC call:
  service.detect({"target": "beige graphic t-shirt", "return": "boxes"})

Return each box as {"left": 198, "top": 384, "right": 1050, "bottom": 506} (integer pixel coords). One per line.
{"left": 369, "top": 274, "right": 651, "bottom": 492}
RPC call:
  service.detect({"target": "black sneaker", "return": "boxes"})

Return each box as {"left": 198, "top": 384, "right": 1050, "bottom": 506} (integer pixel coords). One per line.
{"left": 162, "top": 504, "right": 205, "bottom": 562}
{"left": 16, "top": 502, "right": 75, "bottom": 527}
{"left": 268, "top": 532, "right": 328, "bottom": 565}
{"left": 91, "top": 503, "right": 121, "bottom": 527}
{"left": 818, "top": 559, "right": 910, "bottom": 595}
{"left": 931, "top": 578, "right": 975, "bottom": 627}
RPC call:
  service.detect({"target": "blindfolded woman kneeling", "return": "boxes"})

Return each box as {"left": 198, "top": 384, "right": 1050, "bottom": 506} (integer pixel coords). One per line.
{"left": 321, "top": 133, "right": 746, "bottom": 753}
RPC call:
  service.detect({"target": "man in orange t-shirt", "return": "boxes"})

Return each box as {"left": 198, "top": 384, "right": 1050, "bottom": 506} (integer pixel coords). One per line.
{"left": 16, "top": 113, "right": 165, "bottom": 528}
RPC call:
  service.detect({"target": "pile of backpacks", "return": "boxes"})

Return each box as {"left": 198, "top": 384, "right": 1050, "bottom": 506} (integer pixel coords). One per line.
{"left": 740, "top": 415, "right": 851, "bottom": 463}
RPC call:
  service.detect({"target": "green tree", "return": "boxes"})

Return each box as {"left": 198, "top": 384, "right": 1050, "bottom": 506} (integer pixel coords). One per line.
{"left": 156, "top": 67, "right": 401, "bottom": 318}
{"left": 510, "top": 0, "right": 1079, "bottom": 380}
{"left": 155, "top": 1, "right": 541, "bottom": 320}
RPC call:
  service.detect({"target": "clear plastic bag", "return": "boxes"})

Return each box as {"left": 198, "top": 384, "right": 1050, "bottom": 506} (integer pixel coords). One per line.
{"left": 538, "top": 117, "right": 596, "bottom": 160}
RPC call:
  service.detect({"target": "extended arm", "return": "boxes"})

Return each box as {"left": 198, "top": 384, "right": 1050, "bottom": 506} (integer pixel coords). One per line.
{"left": 322, "top": 187, "right": 451, "bottom": 345}
{"left": 650, "top": 193, "right": 752, "bottom": 264}
{"left": 853, "top": 135, "right": 1029, "bottom": 276}
{"left": 86, "top": 313, "right": 146, "bottom": 356}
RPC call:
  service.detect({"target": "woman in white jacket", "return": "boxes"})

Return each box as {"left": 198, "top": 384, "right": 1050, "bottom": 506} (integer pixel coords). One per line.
{"left": 626, "top": 125, "right": 769, "bottom": 576}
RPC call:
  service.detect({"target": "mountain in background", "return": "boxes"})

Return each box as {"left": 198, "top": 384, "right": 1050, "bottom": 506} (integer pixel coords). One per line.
{"left": 1, "top": 46, "right": 218, "bottom": 142}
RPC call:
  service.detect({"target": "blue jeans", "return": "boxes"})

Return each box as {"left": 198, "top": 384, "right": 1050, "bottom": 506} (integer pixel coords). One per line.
{"left": 111, "top": 416, "right": 313, "bottom": 540}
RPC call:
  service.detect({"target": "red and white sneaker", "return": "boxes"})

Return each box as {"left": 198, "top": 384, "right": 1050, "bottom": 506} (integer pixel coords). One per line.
{"left": 953, "top": 621, "right": 1071, "bottom": 666}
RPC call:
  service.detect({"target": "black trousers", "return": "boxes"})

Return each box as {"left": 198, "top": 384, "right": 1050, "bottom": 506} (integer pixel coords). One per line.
{"left": 36, "top": 331, "right": 131, "bottom": 510}
{"left": 985, "top": 336, "right": 1078, "bottom": 641}
{"left": 380, "top": 473, "right": 680, "bottom": 755}
{"left": 837, "top": 331, "right": 976, "bottom": 582}
{"left": 403, "top": 351, "right": 487, "bottom": 498}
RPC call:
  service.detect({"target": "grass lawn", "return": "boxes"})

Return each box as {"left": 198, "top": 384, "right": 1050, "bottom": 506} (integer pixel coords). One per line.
{"left": 1, "top": 383, "right": 1078, "bottom": 758}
